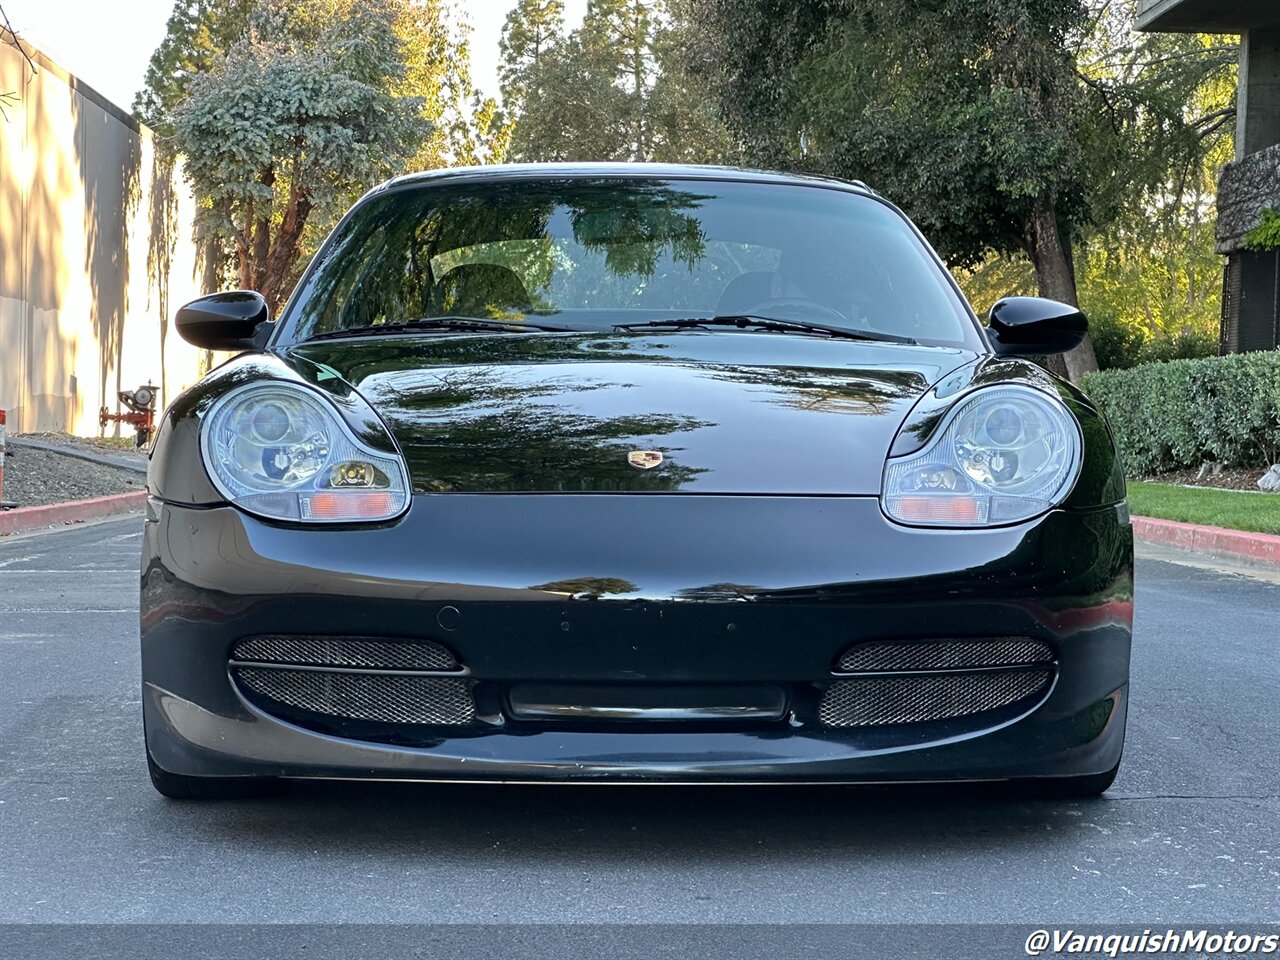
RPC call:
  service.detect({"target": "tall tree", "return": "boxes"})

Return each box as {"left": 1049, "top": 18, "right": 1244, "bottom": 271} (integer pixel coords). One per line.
{"left": 499, "top": 0, "right": 565, "bottom": 108}
{"left": 396, "top": 0, "right": 511, "bottom": 171}
{"left": 173, "top": 0, "right": 429, "bottom": 311}
{"left": 143, "top": 0, "right": 499, "bottom": 301}
{"left": 140, "top": 0, "right": 491, "bottom": 168}
{"left": 504, "top": 0, "right": 732, "bottom": 163}
{"left": 697, "top": 0, "right": 1232, "bottom": 381}
{"left": 133, "top": 0, "right": 256, "bottom": 133}
{"left": 648, "top": 0, "right": 736, "bottom": 163}
{"left": 584, "top": 0, "right": 661, "bottom": 156}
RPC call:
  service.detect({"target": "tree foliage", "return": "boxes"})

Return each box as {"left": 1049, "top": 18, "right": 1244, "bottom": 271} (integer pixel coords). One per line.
{"left": 502, "top": 0, "right": 733, "bottom": 163}
{"left": 397, "top": 2, "right": 512, "bottom": 172}
{"left": 696, "top": 0, "right": 1235, "bottom": 381}
{"left": 499, "top": 0, "right": 565, "bottom": 108}
{"left": 1243, "top": 209, "right": 1280, "bottom": 252}
{"left": 958, "top": 20, "right": 1235, "bottom": 370}
{"left": 172, "top": 0, "right": 429, "bottom": 311}
{"left": 133, "top": 0, "right": 256, "bottom": 134}
{"left": 144, "top": 0, "right": 508, "bottom": 308}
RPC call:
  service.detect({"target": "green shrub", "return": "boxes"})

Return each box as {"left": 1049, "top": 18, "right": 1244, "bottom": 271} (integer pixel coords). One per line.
{"left": 1088, "top": 312, "right": 1147, "bottom": 370}
{"left": 1243, "top": 209, "right": 1280, "bottom": 252}
{"left": 1136, "top": 328, "right": 1219, "bottom": 365}
{"left": 1088, "top": 312, "right": 1218, "bottom": 371}
{"left": 1081, "top": 350, "right": 1280, "bottom": 475}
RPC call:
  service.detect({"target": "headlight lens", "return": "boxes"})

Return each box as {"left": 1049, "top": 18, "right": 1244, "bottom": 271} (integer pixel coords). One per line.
{"left": 882, "top": 386, "right": 1081, "bottom": 527}
{"left": 200, "top": 383, "right": 409, "bottom": 523}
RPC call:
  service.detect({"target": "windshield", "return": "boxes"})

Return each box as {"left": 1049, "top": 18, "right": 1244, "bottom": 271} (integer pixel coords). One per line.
{"left": 280, "top": 177, "right": 979, "bottom": 347}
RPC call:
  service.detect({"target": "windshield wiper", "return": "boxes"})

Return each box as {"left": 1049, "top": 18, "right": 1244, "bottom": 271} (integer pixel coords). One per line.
{"left": 303, "top": 316, "right": 575, "bottom": 342}
{"left": 614, "top": 315, "right": 917, "bottom": 345}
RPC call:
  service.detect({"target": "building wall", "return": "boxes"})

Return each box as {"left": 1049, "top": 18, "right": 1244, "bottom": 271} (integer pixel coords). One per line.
{"left": 0, "top": 35, "right": 214, "bottom": 436}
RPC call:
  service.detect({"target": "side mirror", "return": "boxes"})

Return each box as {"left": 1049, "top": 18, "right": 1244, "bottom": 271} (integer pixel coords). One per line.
{"left": 985, "top": 296, "right": 1087, "bottom": 357}
{"left": 175, "top": 291, "right": 273, "bottom": 352}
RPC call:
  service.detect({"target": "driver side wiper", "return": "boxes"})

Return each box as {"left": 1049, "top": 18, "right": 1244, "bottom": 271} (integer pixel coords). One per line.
{"left": 304, "top": 316, "right": 575, "bottom": 342}
{"left": 613, "top": 315, "right": 917, "bottom": 345}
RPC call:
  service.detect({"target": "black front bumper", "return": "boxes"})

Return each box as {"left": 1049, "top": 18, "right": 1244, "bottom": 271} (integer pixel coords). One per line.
{"left": 141, "top": 495, "right": 1132, "bottom": 783}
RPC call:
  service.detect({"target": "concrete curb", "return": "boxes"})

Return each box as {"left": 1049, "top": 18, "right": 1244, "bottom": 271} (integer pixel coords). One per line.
{"left": 1133, "top": 515, "right": 1280, "bottom": 568}
{"left": 0, "top": 491, "right": 148, "bottom": 536}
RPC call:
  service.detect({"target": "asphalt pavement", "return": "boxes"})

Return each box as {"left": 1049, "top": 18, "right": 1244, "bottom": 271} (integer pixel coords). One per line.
{"left": 1, "top": 517, "right": 1277, "bottom": 932}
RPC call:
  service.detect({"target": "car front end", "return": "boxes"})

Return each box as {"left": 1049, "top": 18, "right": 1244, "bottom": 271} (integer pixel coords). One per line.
{"left": 142, "top": 165, "right": 1132, "bottom": 797}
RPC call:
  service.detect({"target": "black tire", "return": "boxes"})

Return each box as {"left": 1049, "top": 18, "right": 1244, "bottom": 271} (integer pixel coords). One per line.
{"left": 1010, "top": 758, "right": 1122, "bottom": 799}
{"left": 147, "top": 753, "right": 285, "bottom": 800}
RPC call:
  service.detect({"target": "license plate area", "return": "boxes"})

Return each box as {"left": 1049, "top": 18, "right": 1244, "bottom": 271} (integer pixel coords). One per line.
{"left": 506, "top": 683, "right": 788, "bottom": 723}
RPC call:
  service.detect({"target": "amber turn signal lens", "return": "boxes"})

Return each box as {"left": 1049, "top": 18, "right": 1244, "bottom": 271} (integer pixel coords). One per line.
{"left": 301, "top": 491, "right": 399, "bottom": 520}
{"left": 884, "top": 495, "right": 985, "bottom": 524}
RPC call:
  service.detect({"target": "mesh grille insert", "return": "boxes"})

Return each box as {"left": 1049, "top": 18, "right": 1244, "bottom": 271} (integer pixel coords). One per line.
{"left": 837, "top": 638, "right": 1054, "bottom": 673}
{"left": 232, "top": 635, "right": 459, "bottom": 672}
{"left": 234, "top": 667, "right": 475, "bottom": 725}
{"left": 818, "top": 669, "right": 1052, "bottom": 728}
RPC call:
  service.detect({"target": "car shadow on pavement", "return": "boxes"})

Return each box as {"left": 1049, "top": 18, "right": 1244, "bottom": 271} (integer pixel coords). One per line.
{"left": 160, "top": 779, "right": 1107, "bottom": 866}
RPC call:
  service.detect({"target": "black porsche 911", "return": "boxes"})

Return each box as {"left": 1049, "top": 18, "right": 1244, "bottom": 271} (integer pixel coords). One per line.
{"left": 142, "top": 163, "right": 1132, "bottom": 799}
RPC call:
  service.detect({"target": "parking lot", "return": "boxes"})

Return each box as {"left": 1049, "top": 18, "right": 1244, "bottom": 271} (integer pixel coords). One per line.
{"left": 2, "top": 517, "right": 1277, "bottom": 928}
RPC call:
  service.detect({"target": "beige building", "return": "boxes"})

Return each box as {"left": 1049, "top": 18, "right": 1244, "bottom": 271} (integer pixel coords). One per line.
{"left": 1, "top": 31, "right": 213, "bottom": 436}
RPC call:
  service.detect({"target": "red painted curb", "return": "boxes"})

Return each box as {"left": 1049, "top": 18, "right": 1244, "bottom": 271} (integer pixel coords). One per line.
{"left": 0, "top": 491, "right": 148, "bottom": 536}
{"left": 1133, "top": 515, "right": 1280, "bottom": 567}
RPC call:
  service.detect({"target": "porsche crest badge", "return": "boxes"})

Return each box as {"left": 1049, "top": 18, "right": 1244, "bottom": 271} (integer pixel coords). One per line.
{"left": 627, "top": 450, "right": 663, "bottom": 470}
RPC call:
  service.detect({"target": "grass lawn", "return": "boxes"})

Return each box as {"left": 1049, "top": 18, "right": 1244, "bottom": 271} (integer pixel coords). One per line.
{"left": 1127, "top": 482, "right": 1280, "bottom": 535}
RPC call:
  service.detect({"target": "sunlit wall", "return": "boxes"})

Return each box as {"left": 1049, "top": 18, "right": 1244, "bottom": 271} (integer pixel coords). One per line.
{"left": 0, "top": 34, "right": 212, "bottom": 436}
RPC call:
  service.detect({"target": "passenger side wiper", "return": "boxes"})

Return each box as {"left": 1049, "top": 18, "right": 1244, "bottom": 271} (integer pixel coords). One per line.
{"left": 613, "top": 315, "right": 917, "bottom": 345}
{"left": 303, "top": 316, "right": 575, "bottom": 341}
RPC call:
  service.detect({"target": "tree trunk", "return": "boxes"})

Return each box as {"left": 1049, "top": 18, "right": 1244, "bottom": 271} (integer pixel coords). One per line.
{"left": 247, "top": 165, "right": 275, "bottom": 293}
{"left": 261, "top": 194, "right": 313, "bottom": 314}
{"left": 1026, "top": 190, "right": 1098, "bottom": 382}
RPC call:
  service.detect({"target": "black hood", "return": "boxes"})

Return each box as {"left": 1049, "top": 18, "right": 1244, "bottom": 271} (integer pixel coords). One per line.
{"left": 284, "top": 331, "right": 977, "bottom": 495}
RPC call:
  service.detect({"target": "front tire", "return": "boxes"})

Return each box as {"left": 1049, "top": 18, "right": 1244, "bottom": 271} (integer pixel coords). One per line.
{"left": 147, "top": 753, "right": 284, "bottom": 800}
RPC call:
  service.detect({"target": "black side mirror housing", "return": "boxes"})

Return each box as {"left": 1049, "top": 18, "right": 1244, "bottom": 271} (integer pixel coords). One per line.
{"left": 175, "top": 291, "right": 273, "bottom": 352}
{"left": 985, "top": 296, "right": 1087, "bottom": 357}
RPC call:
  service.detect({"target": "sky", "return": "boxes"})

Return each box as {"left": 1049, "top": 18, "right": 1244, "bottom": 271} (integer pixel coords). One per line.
{"left": 1, "top": 0, "right": 588, "bottom": 112}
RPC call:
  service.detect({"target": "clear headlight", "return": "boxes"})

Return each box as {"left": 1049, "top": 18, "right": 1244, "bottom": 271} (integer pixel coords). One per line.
{"left": 200, "top": 382, "right": 409, "bottom": 523}
{"left": 882, "top": 385, "right": 1082, "bottom": 527}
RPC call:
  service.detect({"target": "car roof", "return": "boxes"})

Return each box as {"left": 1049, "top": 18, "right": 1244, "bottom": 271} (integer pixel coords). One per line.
{"left": 373, "top": 162, "right": 874, "bottom": 197}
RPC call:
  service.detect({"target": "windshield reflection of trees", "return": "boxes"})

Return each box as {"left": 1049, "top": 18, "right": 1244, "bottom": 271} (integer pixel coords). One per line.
{"left": 674, "top": 583, "right": 764, "bottom": 601}
{"left": 293, "top": 180, "right": 717, "bottom": 332}
{"left": 527, "top": 577, "right": 641, "bottom": 599}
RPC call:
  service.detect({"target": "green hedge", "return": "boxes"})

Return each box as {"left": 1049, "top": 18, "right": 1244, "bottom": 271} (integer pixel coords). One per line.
{"left": 1081, "top": 350, "right": 1280, "bottom": 475}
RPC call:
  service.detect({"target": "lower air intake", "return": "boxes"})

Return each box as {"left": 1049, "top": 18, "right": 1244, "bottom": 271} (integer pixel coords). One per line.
{"left": 818, "top": 669, "right": 1053, "bottom": 728}
{"left": 837, "top": 638, "right": 1054, "bottom": 673}
{"left": 232, "top": 635, "right": 459, "bottom": 672}
{"left": 234, "top": 667, "right": 475, "bottom": 725}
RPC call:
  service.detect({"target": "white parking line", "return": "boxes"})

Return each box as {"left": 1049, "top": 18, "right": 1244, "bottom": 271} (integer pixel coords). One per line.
{"left": 0, "top": 554, "right": 43, "bottom": 569}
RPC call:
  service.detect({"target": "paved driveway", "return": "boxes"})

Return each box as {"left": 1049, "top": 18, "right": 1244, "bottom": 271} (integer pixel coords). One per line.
{"left": 1, "top": 518, "right": 1276, "bottom": 937}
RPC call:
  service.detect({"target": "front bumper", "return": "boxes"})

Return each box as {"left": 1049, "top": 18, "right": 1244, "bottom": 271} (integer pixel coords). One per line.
{"left": 141, "top": 495, "right": 1132, "bottom": 783}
